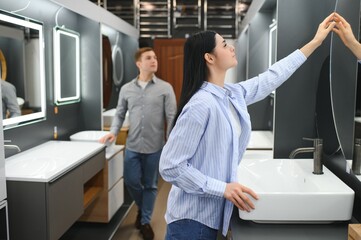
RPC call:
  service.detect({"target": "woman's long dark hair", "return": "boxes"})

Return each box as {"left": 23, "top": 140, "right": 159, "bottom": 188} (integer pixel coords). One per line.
{"left": 174, "top": 30, "right": 217, "bottom": 126}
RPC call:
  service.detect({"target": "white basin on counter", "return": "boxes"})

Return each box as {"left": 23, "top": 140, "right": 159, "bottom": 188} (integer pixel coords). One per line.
{"left": 346, "top": 160, "right": 361, "bottom": 181}
{"left": 5, "top": 141, "right": 105, "bottom": 182}
{"left": 70, "top": 130, "right": 114, "bottom": 147}
{"left": 237, "top": 150, "right": 354, "bottom": 223}
{"left": 247, "top": 131, "right": 273, "bottom": 150}
{"left": 103, "top": 108, "right": 129, "bottom": 128}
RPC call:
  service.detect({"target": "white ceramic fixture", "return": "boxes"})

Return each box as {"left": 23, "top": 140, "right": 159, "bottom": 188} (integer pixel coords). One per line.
{"left": 346, "top": 160, "right": 361, "bottom": 181}
{"left": 70, "top": 130, "right": 113, "bottom": 146}
{"left": 102, "top": 109, "right": 129, "bottom": 128}
{"left": 5, "top": 141, "right": 104, "bottom": 182}
{"left": 247, "top": 131, "right": 273, "bottom": 150}
{"left": 237, "top": 150, "right": 354, "bottom": 223}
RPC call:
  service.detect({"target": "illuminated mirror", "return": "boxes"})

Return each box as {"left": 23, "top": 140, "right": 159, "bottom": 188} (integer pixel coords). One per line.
{"left": 53, "top": 26, "right": 80, "bottom": 105}
{"left": 0, "top": 10, "right": 46, "bottom": 128}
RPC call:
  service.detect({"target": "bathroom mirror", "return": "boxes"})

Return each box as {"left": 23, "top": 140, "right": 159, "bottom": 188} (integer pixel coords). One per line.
{"left": 0, "top": 10, "right": 46, "bottom": 128}
{"left": 53, "top": 26, "right": 80, "bottom": 105}
{"left": 268, "top": 20, "right": 277, "bottom": 67}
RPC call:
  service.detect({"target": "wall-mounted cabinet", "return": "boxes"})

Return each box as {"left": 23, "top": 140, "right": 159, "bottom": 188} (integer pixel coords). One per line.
{"left": 136, "top": 0, "right": 171, "bottom": 38}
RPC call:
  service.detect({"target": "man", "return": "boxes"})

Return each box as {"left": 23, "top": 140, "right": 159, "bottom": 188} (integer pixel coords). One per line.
{"left": 100, "top": 47, "right": 176, "bottom": 240}
{"left": 1, "top": 79, "right": 21, "bottom": 119}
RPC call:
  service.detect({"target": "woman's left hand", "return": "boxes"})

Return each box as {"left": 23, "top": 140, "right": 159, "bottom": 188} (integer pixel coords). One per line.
{"left": 300, "top": 12, "right": 337, "bottom": 58}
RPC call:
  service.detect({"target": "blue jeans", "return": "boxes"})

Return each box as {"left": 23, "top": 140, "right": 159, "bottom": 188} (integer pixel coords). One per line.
{"left": 123, "top": 148, "right": 161, "bottom": 225}
{"left": 165, "top": 219, "right": 218, "bottom": 240}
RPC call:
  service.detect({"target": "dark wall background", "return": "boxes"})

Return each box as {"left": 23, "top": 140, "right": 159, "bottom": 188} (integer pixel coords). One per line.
{"left": 0, "top": 0, "right": 138, "bottom": 153}
{"left": 274, "top": 0, "right": 335, "bottom": 158}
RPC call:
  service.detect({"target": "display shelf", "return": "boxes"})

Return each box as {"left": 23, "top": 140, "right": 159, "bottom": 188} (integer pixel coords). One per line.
{"left": 173, "top": 0, "right": 201, "bottom": 29}
{"left": 137, "top": 0, "right": 171, "bottom": 38}
{"left": 107, "top": 0, "right": 135, "bottom": 26}
{"left": 204, "top": 0, "right": 238, "bottom": 38}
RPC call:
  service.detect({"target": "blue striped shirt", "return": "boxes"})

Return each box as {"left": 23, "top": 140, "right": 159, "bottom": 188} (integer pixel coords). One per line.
{"left": 159, "top": 49, "right": 306, "bottom": 236}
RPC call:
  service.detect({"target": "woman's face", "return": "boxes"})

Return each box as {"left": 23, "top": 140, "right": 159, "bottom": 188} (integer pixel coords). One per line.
{"left": 211, "top": 34, "right": 237, "bottom": 71}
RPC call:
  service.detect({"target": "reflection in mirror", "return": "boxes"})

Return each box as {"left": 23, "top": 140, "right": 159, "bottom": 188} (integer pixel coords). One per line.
{"left": 268, "top": 20, "right": 277, "bottom": 67}
{"left": 53, "top": 26, "right": 80, "bottom": 105}
{"left": 0, "top": 10, "right": 46, "bottom": 128}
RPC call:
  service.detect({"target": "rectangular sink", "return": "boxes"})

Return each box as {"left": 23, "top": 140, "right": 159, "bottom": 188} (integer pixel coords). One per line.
{"left": 237, "top": 150, "right": 354, "bottom": 223}
{"left": 5, "top": 141, "right": 105, "bottom": 182}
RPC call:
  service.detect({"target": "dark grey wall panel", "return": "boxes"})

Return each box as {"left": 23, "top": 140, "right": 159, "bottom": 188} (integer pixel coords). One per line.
{"left": 236, "top": 28, "right": 249, "bottom": 82}
{"left": 330, "top": 0, "right": 359, "bottom": 159}
{"left": 274, "top": 0, "right": 335, "bottom": 158}
{"left": 247, "top": 11, "right": 274, "bottom": 130}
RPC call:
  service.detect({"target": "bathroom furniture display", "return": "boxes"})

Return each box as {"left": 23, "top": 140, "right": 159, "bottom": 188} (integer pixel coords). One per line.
{"left": 5, "top": 141, "right": 106, "bottom": 240}
{"left": 136, "top": 0, "right": 171, "bottom": 38}
{"left": 173, "top": 0, "right": 201, "bottom": 29}
{"left": 69, "top": 130, "right": 125, "bottom": 222}
{"left": 79, "top": 145, "right": 125, "bottom": 222}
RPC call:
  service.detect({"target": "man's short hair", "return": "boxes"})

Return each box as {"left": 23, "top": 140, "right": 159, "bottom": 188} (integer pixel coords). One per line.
{"left": 135, "top": 47, "right": 154, "bottom": 62}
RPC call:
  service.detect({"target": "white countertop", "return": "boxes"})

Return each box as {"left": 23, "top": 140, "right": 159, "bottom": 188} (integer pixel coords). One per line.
{"left": 247, "top": 131, "right": 273, "bottom": 150}
{"left": 5, "top": 141, "right": 105, "bottom": 182}
{"left": 105, "top": 145, "right": 124, "bottom": 160}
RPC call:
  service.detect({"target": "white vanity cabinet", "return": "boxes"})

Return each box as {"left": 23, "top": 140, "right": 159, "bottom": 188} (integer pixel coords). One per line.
{"left": 79, "top": 145, "right": 125, "bottom": 222}
{"left": 5, "top": 141, "right": 106, "bottom": 240}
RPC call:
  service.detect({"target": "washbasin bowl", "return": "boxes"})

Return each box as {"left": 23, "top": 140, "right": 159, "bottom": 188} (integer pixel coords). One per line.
{"left": 70, "top": 130, "right": 114, "bottom": 147}
{"left": 5, "top": 141, "right": 105, "bottom": 182}
{"left": 103, "top": 108, "right": 129, "bottom": 128}
{"left": 237, "top": 150, "right": 354, "bottom": 223}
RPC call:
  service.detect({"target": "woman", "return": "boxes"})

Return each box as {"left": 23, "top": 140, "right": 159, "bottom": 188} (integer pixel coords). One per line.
{"left": 333, "top": 12, "right": 361, "bottom": 59}
{"left": 159, "top": 13, "right": 336, "bottom": 239}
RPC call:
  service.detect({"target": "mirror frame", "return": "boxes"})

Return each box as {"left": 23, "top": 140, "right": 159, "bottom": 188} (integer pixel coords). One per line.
{"left": 0, "top": 11, "right": 46, "bottom": 128}
{"left": 53, "top": 26, "right": 80, "bottom": 105}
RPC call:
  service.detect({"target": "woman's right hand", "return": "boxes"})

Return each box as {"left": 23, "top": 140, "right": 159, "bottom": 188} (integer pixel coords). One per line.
{"left": 333, "top": 12, "right": 361, "bottom": 60}
{"left": 99, "top": 133, "right": 116, "bottom": 144}
{"left": 224, "top": 182, "right": 259, "bottom": 212}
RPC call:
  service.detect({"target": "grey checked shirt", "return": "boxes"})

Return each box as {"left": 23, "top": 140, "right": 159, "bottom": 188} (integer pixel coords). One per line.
{"left": 110, "top": 76, "right": 177, "bottom": 154}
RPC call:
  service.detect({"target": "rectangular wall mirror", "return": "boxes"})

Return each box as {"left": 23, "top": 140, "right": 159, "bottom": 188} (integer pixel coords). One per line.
{"left": 0, "top": 10, "right": 46, "bottom": 128}
{"left": 53, "top": 26, "right": 80, "bottom": 105}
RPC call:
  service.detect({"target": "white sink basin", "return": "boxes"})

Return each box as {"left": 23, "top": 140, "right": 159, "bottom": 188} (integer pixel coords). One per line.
{"left": 237, "top": 151, "right": 354, "bottom": 223}
{"left": 247, "top": 131, "right": 273, "bottom": 150}
{"left": 5, "top": 141, "right": 105, "bottom": 182}
{"left": 70, "top": 130, "right": 114, "bottom": 147}
{"left": 346, "top": 160, "right": 361, "bottom": 181}
{"left": 103, "top": 108, "right": 129, "bottom": 128}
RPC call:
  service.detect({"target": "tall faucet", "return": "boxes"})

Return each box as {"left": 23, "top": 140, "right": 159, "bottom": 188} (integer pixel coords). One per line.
{"left": 352, "top": 138, "right": 361, "bottom": 175}
{"left": 4, "top": 140, "right": 21, "bottom": 153}
{"left": 289, "top": 138, "right": 323, "bottom": 175}
{"left": 4, "top": 145, "right": 21, "bottom": 153}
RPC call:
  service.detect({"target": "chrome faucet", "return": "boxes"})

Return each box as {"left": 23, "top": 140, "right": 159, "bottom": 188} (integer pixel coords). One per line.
{"left": 4, "top": 140, "right": 21, "bottom": 153}
{"left": 4, "top": 144, "right": 21, "bottom": 153}
{"left": 289, "top": 138, "right": 323, "bottom": 175}
{"left": 352, "top": 138, "right": 361, "bottom": 175}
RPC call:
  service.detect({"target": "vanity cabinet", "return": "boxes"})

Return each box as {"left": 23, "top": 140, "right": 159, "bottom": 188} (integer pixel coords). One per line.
{"left": 6, "top": 147, "right": 105, "bottom": 240}
{"left": 79, "top": 145, "right": 125, "bottom": 222}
